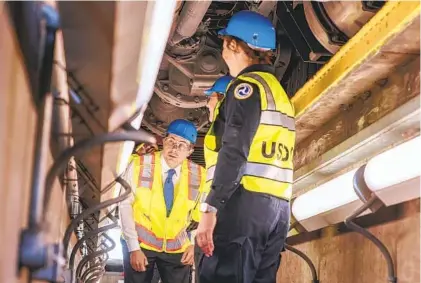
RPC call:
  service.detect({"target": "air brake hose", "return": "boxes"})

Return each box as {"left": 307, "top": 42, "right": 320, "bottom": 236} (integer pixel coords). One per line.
{"left": 284, "top": 244, "right": 319, "bottom": 283}
{"left": 344, "top": 194, "right": 397, "bottom": 283}
{"left": 84, "top": 270, "right": 105, "bottom": 283}
{"left": 81, "top": 266, "right": 105, "bottom": 283}
{"left": 69, "top": 222, "right": 118, "bottom": 274}
{"left": 43, "top": 130, "right": 155, "bottom": 218}
{"left": 63, "top": 177, "right": 131, "bottom": 259}
{"left": 75, "top": 233, "right": 115, "bottom": 280}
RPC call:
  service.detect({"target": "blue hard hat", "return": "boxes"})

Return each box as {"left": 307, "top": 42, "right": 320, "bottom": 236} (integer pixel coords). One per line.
{"left": 204, "top": 75, "right": 233, "bottom": 96}
{"left": 218, "top": 10, "right": 276, "bottom": 50}
{"left": 166, "top": 119, "right": 197, "bottom": 144}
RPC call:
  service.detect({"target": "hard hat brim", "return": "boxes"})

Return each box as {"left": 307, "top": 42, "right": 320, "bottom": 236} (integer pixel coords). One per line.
{"left": 218, "top": 28, "right": 228, "bottom": 36}
{"left": 204, "top": 89, "right": 213, "bottom": 96}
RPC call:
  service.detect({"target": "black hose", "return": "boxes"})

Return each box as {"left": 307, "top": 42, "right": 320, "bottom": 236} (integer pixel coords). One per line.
{"left": 43, "top": 130, "right": 155, "bottom": 216}
{"left": 63, "top": 177, "right": 131, "bottom": 258}
{"left": 69, "top": 222, "right": 118, "bottom": 272}
{"left": 82, "top": 271, "right": 105, "bottom": 282}
{"left": 284, "top": 244, "right": 319, "bottom": 283}
{"left": 70, "top": 212, "right": 118, "bottom": 265}
{"left": 76, "top": 233, "right": 115, "bottom": 280}
{"left": 70, "top": 232, "right": 113, "bottom": 283}
{"left": 344, "top": 195, "right": 397, "bottom": 283}
{"left": 81, "top": 265, "right": 105, "bottom": 282}
{"left": 86, "top": 276, "right": 103, "bottom": 283}
{"left": 77, "top": 242, "right": 111, "bottom": 281}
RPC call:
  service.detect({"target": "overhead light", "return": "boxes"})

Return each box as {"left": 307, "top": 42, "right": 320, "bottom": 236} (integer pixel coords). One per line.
{"left": 364, "top": 136, "right": 420, "bottom": 206}
{"left": 292, "top": 136, "right": 420, "bottom": 232}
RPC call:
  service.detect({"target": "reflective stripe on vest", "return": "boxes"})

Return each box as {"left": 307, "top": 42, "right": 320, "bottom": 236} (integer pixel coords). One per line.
{"left": 187, "top": 161, "right": 201, "bottom": 201}
{"left": 242, "top": 73, "right": 295, "bottom": 131}
{"left": 244, "top": 162, "right": 293, "bottom": 184}
{"left": 138, "top": 154, "right": 155, "bottom": 189}
{"left": 166, "top": 230, "right": 189, "bottom": 252}
{"left": 135, "top": 223, "right": 163, "bottom": 250}
{"left": 260, "top": 111, "right": 295, "bottom": 131}
{"left": 206, "top": 165, "right": 215, "bottom": 183}
{"left": 206, "top": 160, "right": 293, "bottom": 184}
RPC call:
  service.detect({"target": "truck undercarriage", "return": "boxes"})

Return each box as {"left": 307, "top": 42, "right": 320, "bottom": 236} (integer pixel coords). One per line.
{"left": 1, "top": 1, "right": 420, "bottom": 283}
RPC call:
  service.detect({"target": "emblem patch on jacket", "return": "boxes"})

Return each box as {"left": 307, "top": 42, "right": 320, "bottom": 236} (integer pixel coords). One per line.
{"left": 234, "top": 83, "right": 253, "bottom": 100}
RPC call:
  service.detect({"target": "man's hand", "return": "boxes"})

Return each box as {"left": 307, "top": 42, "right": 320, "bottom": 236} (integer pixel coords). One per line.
{"left": 181, "top": 245, "right": 194, "bottom": 265}
{"left": 196, "top": 212, "right": 217, "bottom": 257}
{"left": 130, "top": 250, "right": 148, "bottom": 272}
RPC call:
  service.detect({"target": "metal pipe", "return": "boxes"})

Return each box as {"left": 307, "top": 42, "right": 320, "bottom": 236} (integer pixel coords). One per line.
{"left": 28, "top": 92, "right": 54, "bottom": 228}
{"left": 345, "top": 178, "right": 397, "bottom": 283}
{"left": 27, "top": 3, "right": 59, "bottom": 228}
{"left": 168, "top": 1, "right": 212, "bottom": 46}
{"left": 76, "top": 233, "right": 115, "bottom": 280}
{"left": 63, "top": 177, "right": 131, "bottom": 258}
{"left": 256, "top": 0, "right": 277, "bottom": 17}
{"left": 284, "top": 244, "right": 319, "bottom": 283}
{"left": 43, "top": 130, "right": 155, "bottom": 216}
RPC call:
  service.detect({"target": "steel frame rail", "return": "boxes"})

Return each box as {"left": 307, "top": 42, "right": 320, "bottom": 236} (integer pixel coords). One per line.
{"left": 291, "top": 1, "right": 420, "bottom": 117}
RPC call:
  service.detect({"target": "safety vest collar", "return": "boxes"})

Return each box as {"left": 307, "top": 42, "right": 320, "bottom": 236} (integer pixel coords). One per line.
{"left": 237, "top": 64, "right": 275, "bottom": 77}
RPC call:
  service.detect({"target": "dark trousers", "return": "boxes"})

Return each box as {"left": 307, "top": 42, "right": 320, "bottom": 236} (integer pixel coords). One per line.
{"left": 197, "top": 187, "right": 290, "bottom": 283}
{"left": 121, "top": 238, "right": 191, "bottom": 283}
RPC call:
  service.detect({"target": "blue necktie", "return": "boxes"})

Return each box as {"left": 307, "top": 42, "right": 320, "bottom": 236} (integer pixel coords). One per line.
{"left": 164, "top": 169, "right": 176, "bottom": 217}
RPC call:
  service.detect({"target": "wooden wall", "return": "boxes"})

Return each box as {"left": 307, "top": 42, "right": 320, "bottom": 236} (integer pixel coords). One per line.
{"left": 277, "top": 199, "right": 420, "bottom": 283}
{"left": 0, "top": 6, "right": 73, "bottom": 283}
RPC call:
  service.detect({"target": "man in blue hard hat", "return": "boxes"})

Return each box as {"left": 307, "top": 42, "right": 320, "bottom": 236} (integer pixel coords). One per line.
{"left": 120, "top": 119, "right": 208, "bottom": 283}
{"left": 204, "top": 75, "right": 233, "bottom": 122}
{"left": 196, "top": 10, "right": 295, "bottom": 283}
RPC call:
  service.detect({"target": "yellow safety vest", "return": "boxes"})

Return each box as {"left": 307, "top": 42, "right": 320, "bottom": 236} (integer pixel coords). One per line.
{"left": 203, "top": 99, "right": 223, "bottom": 193}
{"left": 130, "top": 151, "right": 206, "bottom": 253}
{"left": 204, "top": 71, "right": 295, "bottom": 200}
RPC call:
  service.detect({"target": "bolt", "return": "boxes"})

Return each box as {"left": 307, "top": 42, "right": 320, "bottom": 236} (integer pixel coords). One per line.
{"left": 163, "top": 84, "right": 169, "bottom": 91}
{"left": 376, "top": 78, "right": 388, "bottom": 87}
{"left": 148, "top": 113, "right": 155, "bottom": 119}
{"left": 156, "top": 121, "right": 163, "bottom": 126}
{"left": 176, "top": 93, "right": 182, "bottom": 99}
{"left": 360, "top": 91, "right": 371, "bottom": 101}
{"left": 194, "top": 96, "right": 200, "bottom": 103}
{"left": 339, "top": 104, "right": 352, "bottom": 111}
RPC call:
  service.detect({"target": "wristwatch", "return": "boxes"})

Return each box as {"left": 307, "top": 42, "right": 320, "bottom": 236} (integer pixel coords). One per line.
{"left": 199, "top": 203, "right": 218, "bottom": 213}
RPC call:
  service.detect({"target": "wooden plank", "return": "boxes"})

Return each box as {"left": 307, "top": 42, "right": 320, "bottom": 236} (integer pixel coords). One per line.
{"left": 277, "top": 199, "right": 420, "bottom": 283}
